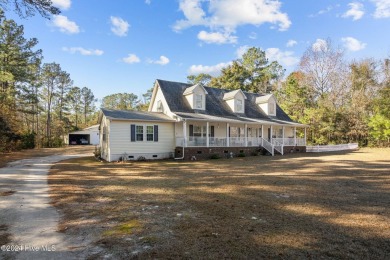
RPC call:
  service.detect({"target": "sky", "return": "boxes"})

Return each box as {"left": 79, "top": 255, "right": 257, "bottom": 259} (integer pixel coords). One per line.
{"left": 4, "top": 0, "right": 390, "bottom": 101}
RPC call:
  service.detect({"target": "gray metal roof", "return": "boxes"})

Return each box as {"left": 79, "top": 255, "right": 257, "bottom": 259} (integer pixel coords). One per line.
{"left": 156, "top": 79, "right": 296, "bottom": 123}
{"left": 101, "top": 108, "right": 175, "bottom": 122}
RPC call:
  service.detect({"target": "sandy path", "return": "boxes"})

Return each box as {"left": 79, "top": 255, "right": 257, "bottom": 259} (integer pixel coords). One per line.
{"left": 0, "top": 154, "right": 90, "bottom": 260}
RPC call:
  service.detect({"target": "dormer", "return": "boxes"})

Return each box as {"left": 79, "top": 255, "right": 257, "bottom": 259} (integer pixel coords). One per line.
{"left": 223, "top": 89, "right": 247, "bottom": 113}
{"left": 256, "top": 94, "right": 277, "bottom": 116}
{"left": 183, "top": 83, "right": 208, "bottom": 110}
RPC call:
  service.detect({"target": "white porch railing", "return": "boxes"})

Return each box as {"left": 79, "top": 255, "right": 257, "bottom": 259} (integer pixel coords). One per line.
{"left": 261, "top": 138, "right": 274, "bottom": 156}
{"left": 175, "top": 137, "right": 307, "bottom": 150}
{"left": 273, "top": 140, "right": 284, "bottom": 155}
{"left": 229, "top": 137, "right": 246, "bottom": 147}
{"left": 272, "top": 138, "right": 306, "bottom": 146}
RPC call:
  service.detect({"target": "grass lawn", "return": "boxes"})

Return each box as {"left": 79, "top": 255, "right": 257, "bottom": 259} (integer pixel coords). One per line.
{"left": 49, "top": 148, "right": 390, "bottom": 259}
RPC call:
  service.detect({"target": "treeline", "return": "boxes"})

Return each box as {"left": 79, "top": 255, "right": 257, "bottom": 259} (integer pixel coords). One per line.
{"left": 188, "top": 43, "right": 390, "bottom": 147}
{"left": 0, "top": 10, "right": 96, "bottom": 150}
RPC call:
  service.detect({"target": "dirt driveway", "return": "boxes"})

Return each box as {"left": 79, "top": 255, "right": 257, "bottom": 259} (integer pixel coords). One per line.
{"left": 0, "top": 146, "right": 93, "bottom": 260}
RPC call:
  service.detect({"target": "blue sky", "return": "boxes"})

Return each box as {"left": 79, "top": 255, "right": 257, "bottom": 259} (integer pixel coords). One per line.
{"left": 4, "top": 0, "right": 390, "bottom": 101}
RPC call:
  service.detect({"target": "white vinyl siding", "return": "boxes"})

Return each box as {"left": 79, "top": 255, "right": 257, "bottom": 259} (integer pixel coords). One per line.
{"left": 109, "top": 120, "right": 175, "bottom": 160}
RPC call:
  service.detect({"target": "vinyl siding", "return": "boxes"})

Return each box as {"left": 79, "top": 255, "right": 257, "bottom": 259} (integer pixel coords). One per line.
{"left": 109, "top": 120, "right": 175, "bottom": 161}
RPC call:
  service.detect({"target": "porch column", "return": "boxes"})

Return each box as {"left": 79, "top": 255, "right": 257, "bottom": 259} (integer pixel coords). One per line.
{"left": 261, "top": 125, "right": 264, "bottom": 146}
{"left": 294, "top": 127, "right": 297, "bottom": 146}
{"left": 304, "top": 128, "right": 307, "bottom": 146}
{"left": 245, "top": 124, "right": 248, "bottom": 147}
{"left": 226, "top": 123, "right": 230, "bottom": 147}
{"left": 282, "top": 126, "right": 285, "bottom": 145}
{"left": 183, "top": 120, "right": 187, "bottom": 147}
{"left": 270, "top": 125, "right": 273, "bottom": 144}
{"left": 206, "top": 121, "right": 209, "bottom": 147}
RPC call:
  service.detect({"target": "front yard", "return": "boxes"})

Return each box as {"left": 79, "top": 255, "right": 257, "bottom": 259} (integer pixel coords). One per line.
{"left": 49, "top": 148, "right": 390, "bottom": 259}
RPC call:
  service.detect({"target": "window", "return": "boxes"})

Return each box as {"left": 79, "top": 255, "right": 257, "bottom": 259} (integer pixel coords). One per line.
{"left": 102, "top": 126, "right": 107, "bottom": 141}
{"left": 157, "top": 100, "right": 163, "bottom": 112}
{"left": 195, "top": 94, "right": 203, "bottom": 109}
{"left": 269, "top": 102, "right": 275, "bottom": 115}
{"left": 136, "top": 125, "right": 143, "bottom": 141}
{"left": 146, "top": 126, "right": 154, "bottom": 141}
{"left": 236, "top": 99, "right": 243, "bottom": 112}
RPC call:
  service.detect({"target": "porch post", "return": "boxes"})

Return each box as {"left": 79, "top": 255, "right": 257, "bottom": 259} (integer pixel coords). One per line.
{"left": 282, "top": 126, "right": 285, "bottom": 145}
{"left": 261, "top": 125, "right": 264, "bottom": 146}
{"left": 270, "top": 125, "right": 273, "bottom": 144}
{"left": 244, "top": 124, "right": 248, "bottom": 147}
{"left": 206, "top": 121, "right": 209, "bottom": 147}
{"left": 183, "top": 120, "right": 187, "bottom": 147}
{"left": 304, "top": 128, "right": 307, "bottom": 146}
{"left": 226, "top": 123, "right": 230, "bottom": 147}
{"left": 294, "top": 127, "right": 297, "bottom": 146}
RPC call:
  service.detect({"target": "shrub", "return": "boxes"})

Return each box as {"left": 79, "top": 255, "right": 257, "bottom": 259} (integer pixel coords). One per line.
{"left": 237, "top": 152, "right": 246, "bottom": 157}
{"left": 209, "top": 154, "right": 220, "bottom": 159}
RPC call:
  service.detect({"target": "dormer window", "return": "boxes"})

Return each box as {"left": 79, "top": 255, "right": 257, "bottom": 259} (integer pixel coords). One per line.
{"left": 195, "top": 94, "right": 203, "bottom": 109}
{"left": 223, "top": 89, "right": 247, "bottom": 113}
{"left": 183, "top": 83, "right": 208, "bottom": 110}
{"left": 256, "top": 94, "right": 277, "bottom": 116}
{"left": 236, "top": 99, "right": 243, "bottom": 112}
{"left": 269, "top": 102, "right": 275, "bottom": 115}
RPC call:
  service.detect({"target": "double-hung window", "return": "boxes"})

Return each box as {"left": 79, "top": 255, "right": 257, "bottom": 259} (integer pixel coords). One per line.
{"left": 269, "top": 102, "right": 275, "bottom": 115}
{"left": 236, "top": 99, "right": 243, "bottom": 112}
{"left": 195, "top": 94, "right": 203, "bottom": 109}
{"left": 136, "top": 125, "right": 143, "bottom": 141}
{"left": 146, "top": 126, "right": 154, "bottom": 141}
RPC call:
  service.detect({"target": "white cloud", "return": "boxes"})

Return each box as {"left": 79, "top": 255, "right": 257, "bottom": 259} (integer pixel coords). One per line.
{"left": 197, "top": 30, "right": 237, "bottom": 44}
{"left": 266, "top": 48, "right": 299, "bottom": 67}
{"left": 286, "top": 39, "right": 297, "bottom": 47}
{"left": 188, "top": 62, "right": 232, "bottom": 76}
{"left": 62, "top": 47, "right": 103, "bottom": 56}
{"left": 145, "top": 0, "right": 151, "bottom": 4}
{"left": 341, "top": 37, "right": 366, "bottom": 51}
{"left": 312, "top": 38, "right": 328, "bottom": 52}
{"left": 52, "top": 15, "right": 80, "bottom": 34}
{"left": 148, "top": 56, "right": 170, "bottom": 65}
{"left": 236, "top": 45, "right": 250, "bottom": 58}
{"left": 371, "top": 0, "right": 390, "bottom": 18}
{"left": 174, "top": 0, "right": 291, "bottom": 44}
{"left": 342, "top": 2, "right": 364, "bottom": 20}
{"left": 110, "top": 16, "right": 130, "bottom": 37}
{"left": 309, "top": 4, "right": 340, "bottom": 17}
{"left": 52, "top": 0, "right": 71, "bottom": 10}
{"left": 249, "top": 32, "right": 257, "bottom": 39}
{"left": 122, "top": 54, "right": 140, "bottom": 64}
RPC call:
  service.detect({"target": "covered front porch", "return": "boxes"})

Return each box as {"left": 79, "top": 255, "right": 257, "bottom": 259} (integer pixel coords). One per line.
{"left": 175, "top": 119, "right": 307, "bottom": 156}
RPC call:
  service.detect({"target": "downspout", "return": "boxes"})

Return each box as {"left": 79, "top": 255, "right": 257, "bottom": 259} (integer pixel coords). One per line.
{"left": 175, "top": 119, "right": 186, "bottom": 160}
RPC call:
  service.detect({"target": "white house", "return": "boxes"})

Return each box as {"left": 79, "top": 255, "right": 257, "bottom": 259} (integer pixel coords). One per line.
{"left": 98, "top": 79, "right": 308, "bottom": 161}
{"left": 65, "top": 125, "right": 100, "bottom": 145}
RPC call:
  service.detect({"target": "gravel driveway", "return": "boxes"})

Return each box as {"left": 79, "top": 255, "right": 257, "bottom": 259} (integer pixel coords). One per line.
{"left": 0, "top": 153, "right": 90, "bottom": 260}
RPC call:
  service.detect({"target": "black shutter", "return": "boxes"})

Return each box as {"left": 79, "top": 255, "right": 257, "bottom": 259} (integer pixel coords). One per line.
{"left": 131, "top": 124, "right": 135, "bottom": 142}
{"left": 210, "top": 126, "right": 214, "bottom": 137}
{"left": 154, "top": 125, "right": 158, "bottom": 142}
{"left": 189, "top": 124, "right": 194, "bottom": 136}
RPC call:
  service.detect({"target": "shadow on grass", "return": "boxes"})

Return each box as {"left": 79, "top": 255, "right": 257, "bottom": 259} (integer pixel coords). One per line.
{"left": 48, "top": 150, "right": 390, "bottom": 259}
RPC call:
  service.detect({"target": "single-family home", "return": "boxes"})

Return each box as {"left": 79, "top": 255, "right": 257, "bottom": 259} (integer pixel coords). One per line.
{"left": 98, "top": 79, "right": 308, "bottom": 161}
